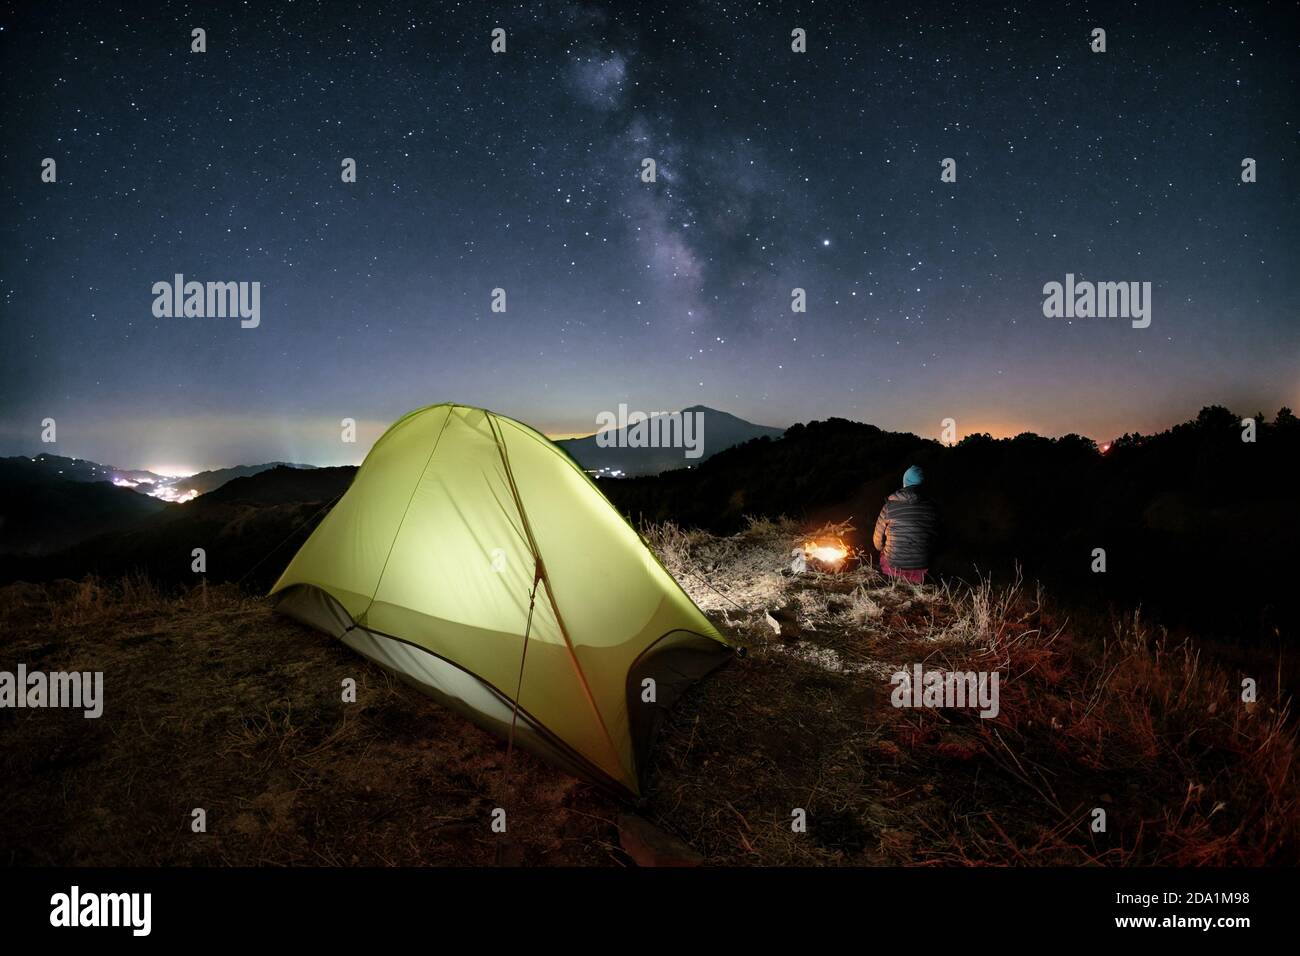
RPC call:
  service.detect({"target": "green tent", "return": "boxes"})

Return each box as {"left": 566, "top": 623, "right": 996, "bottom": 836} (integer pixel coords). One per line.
{"left": 270, "top": 404, "right": 731, "bottom": 797}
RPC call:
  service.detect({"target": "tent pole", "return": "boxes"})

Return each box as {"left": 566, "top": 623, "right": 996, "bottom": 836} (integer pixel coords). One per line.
{"left": 495, "top": 567, "right": 541, "bottom": 865}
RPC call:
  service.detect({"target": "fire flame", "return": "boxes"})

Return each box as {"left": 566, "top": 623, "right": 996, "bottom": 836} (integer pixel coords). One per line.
{"left": 803, "top": 540, "right": 848, "bottom": 565}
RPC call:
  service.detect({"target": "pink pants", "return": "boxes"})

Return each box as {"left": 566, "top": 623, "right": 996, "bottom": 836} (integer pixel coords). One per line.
{"left": 880, "top": 556, "right": 926, "bottom": 584}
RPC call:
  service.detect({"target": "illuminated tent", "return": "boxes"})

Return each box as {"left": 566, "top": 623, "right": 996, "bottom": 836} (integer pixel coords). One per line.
{"left": 270, "top": 404, "right": 731, "bottom": 797}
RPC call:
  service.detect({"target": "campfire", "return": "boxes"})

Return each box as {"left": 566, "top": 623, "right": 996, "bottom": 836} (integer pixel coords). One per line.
{"left": 794, "top": 537, "right": 852, "bottom": 573}
{"left": 804, "top": 540, "right": 848, "bottom": 566}
{"left": 787, "top": 521, "right": 856, "bottom": 575}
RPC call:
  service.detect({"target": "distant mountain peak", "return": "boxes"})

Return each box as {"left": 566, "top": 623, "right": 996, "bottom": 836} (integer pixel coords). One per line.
{"left": 556, "top": 406, "right": 784, "bottom": 478}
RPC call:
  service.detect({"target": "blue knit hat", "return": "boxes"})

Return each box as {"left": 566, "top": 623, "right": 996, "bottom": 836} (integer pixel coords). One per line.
{"left": 903, "top": 465, "right": 924, "bottom": 487}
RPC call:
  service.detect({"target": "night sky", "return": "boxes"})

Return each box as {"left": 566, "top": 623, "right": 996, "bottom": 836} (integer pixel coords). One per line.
{"left": 1, "top": 1, "right": 1296, "bottom": 473}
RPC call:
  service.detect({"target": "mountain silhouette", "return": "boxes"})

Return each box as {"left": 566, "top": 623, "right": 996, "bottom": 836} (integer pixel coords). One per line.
{"left": 166, "top": 461, "right": 317, "bottom": 496}
{"left": 0, "top": 459, "right": 169, "bottom": 554}
{"left": 0, "top": 452, "right": 166, "bottom": 485}
{"left": 4, "top": 405, "right": 1295, "bottom": 644}
{"left": 555, "top": 405, "right": 784, "bottom": 477}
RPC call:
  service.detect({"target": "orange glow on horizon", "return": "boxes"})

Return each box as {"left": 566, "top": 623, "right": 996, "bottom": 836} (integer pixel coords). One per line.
{"left": 543, "top": 430, "right": 597, "bottom": 442}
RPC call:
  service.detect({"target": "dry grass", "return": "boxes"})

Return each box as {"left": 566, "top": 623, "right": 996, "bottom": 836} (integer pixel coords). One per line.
{"left": 2, "top": 525, "right": 1296, "bottom": 866}
{"left": 0, "top": 578, "right": 611, "bottom": 866}
{"left": 640, "top": 519, "right": 1299, "bottom": 865}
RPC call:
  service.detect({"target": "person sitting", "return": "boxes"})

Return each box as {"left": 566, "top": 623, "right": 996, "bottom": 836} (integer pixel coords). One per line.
{"left": 872, "top": 465, "right": 939, "bottom": 583}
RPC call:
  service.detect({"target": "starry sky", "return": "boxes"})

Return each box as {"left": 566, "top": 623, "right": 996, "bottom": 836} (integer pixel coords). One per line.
{"left": 1, "top": 0, "right": 1296, "bottom": 472}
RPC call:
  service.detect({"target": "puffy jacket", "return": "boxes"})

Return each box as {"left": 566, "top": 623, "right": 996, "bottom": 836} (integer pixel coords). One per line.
{"left": 872, "top": 487, "right": 939, "bottom": 570}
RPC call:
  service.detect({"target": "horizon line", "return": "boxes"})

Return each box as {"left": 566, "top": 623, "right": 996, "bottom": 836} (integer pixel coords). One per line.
{"left": 3, "top": 402, "right": 1281, "bottom": 474}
